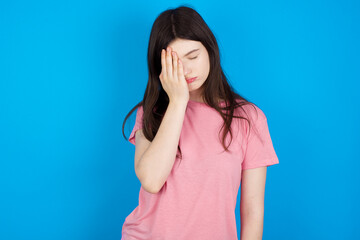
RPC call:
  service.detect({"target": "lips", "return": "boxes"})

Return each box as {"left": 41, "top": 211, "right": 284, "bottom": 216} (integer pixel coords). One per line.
{"left": 185, "top": 77, "right": 197, "bottom": 83}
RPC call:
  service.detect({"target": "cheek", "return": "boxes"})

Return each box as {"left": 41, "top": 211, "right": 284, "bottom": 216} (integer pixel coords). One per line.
{"left": 198, "top": 58, "right": 209, "bottom": 72}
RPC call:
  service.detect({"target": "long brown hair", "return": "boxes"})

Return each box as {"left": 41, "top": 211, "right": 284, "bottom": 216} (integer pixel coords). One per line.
{"left": 122, "top": 5, "right": 262, "bottom": 161}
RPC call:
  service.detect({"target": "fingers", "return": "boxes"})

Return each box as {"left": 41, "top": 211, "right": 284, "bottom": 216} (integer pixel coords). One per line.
{"left": 161, "top": 49, "right": 166, "bottom": 80}
{"left": 178, "top": 57, "right": 184, "bottom": 80}
{"left": 160, "top": 47, "right": 183, "bottom": 83}
{"left": 166, "top": 47, "right": 173, "bottom": 78}
{"left": 172, "top": 51, "right": 178, "bottom": 81}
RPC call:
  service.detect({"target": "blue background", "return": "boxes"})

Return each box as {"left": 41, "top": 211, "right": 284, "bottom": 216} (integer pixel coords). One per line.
{"left": 1, "top": 0, "right": 359, "bottom": 239}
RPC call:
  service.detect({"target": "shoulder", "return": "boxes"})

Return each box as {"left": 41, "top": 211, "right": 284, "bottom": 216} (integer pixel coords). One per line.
{"left": 234, "top": 99, "right": 267, "bottom": 124}
{"left": 135, "top": 104, "right": 144, "bottom": 117}
{"left": 133, "top": 104, "right": 144, "bottom": 126}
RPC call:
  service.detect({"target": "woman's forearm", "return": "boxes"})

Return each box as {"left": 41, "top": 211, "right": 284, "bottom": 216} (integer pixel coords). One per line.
{"left": 135, "top": 101, "right": 187, "bottom": 193}
{"left": 240, "top": 211, "right": 264, "bottom": 240}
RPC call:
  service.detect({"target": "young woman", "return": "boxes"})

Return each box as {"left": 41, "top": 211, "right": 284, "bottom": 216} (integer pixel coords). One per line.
{"left": 121, "top": 5, "right": 279, "bottom": 240}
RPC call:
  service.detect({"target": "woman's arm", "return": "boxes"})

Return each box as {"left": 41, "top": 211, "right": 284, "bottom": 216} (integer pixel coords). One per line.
{"left": 240, "top": 166, "right": 267, "bottom": 240}
{"left": 135, "top": 101, "right": 187, "bottom": 194}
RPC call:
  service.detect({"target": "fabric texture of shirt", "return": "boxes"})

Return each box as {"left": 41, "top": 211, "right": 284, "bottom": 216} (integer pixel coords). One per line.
{"left": 121, "top": 99, "right": 279, "bottom": 240}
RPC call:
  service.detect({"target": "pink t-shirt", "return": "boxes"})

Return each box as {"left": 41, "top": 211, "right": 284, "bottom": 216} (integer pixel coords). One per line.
{"left": 121, "top": 99, "right": 279, "bottom": 240}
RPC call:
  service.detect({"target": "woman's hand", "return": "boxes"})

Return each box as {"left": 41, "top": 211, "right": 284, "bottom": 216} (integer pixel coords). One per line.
{"left": 159, "top": 47, "right": 189, "bottom": 105}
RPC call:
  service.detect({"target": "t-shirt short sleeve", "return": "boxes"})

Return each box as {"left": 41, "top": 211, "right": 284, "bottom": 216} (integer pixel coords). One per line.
{"left": 242, "top": 105, "right": 279, "bottom": 170}
{"left": 128, "top": 105, "right": 144, "bottom": 145}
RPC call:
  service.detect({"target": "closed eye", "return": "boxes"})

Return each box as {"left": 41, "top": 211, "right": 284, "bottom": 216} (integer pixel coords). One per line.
{"left": 190, "top": 56, "right": 198, "bottom": 60}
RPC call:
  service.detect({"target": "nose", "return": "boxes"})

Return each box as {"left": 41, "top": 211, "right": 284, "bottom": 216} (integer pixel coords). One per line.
{"left": 182, "top": 63, "right": 191, "bottom": 76}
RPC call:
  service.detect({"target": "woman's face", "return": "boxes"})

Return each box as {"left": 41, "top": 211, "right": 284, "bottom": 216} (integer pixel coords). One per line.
{"left": 167, "top": 38, "right": 210, "bottom": 101}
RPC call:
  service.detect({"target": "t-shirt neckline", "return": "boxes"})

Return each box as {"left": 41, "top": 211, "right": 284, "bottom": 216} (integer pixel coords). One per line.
{"left": 187, "top": 99, "right": 226, "bottom": 106}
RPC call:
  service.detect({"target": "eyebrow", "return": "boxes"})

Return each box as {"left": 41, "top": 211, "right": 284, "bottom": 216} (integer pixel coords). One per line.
{"left": 183, "top": 48, "right": 200, "bottom": 58}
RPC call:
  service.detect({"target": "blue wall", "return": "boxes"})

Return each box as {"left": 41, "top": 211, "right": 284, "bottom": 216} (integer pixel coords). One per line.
{"left": 1, "top": 0, "right": 359, "bottom": 239}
